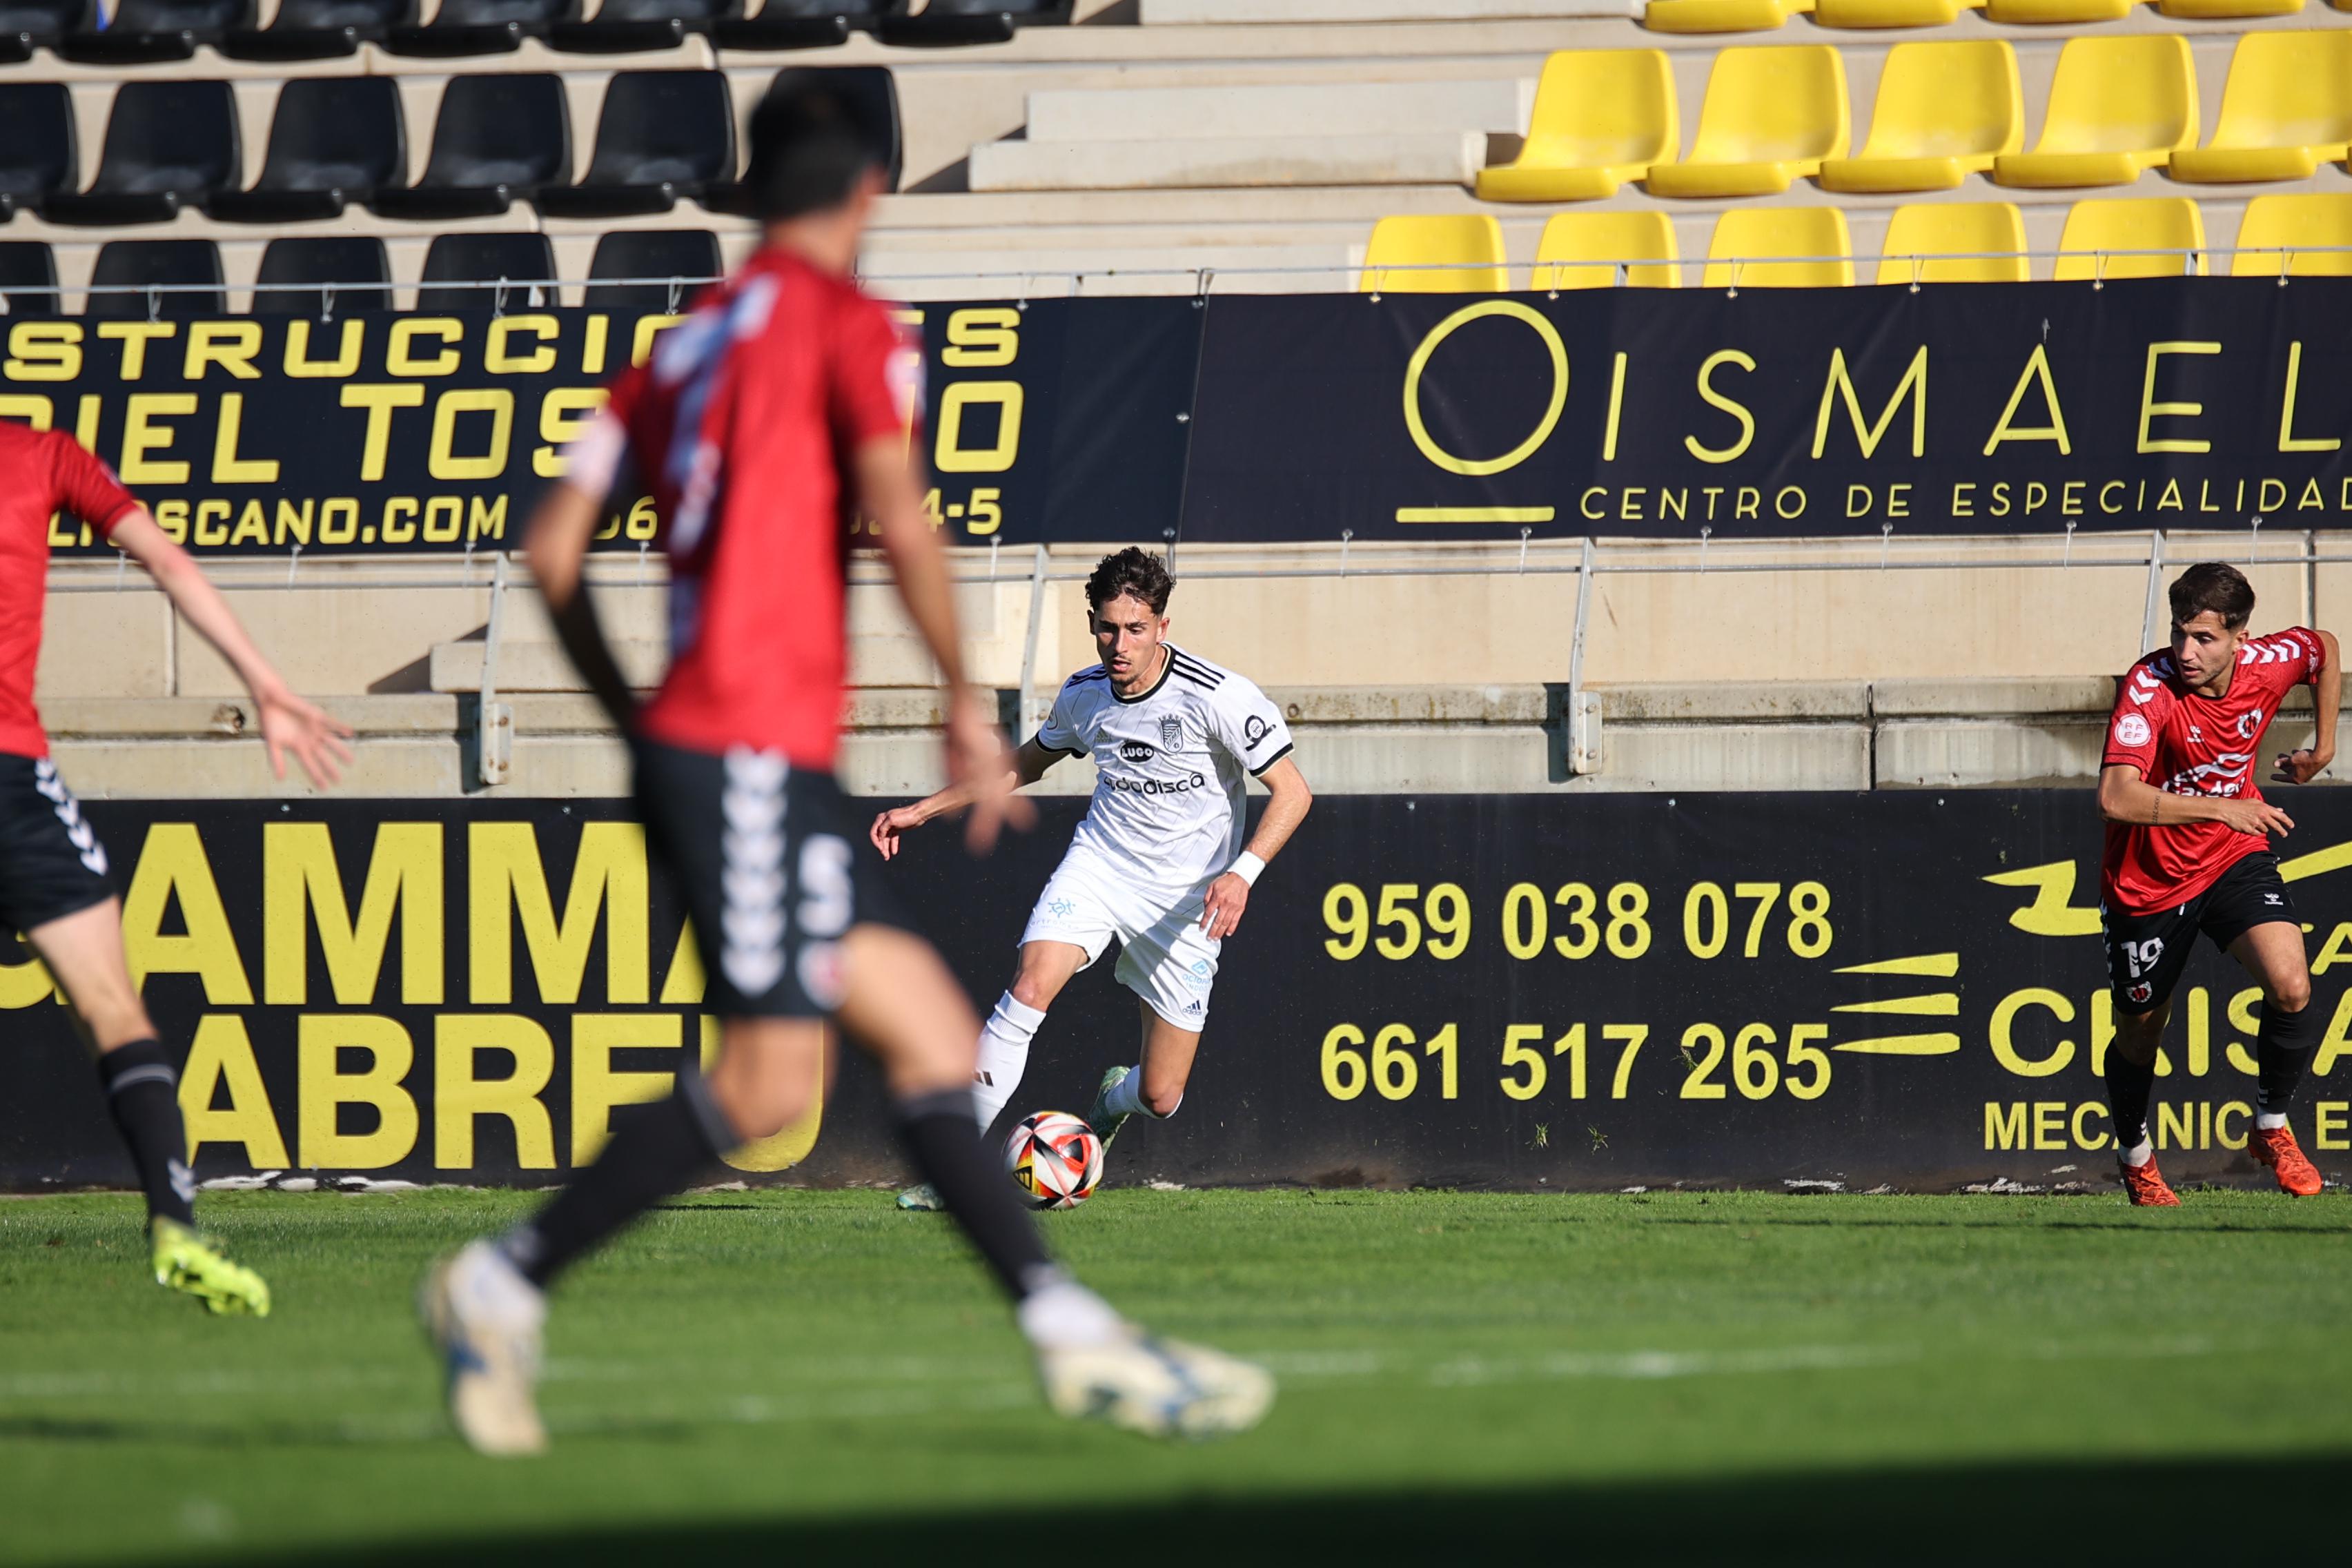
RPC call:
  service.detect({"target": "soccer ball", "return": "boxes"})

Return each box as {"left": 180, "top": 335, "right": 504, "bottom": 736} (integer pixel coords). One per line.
{"left": 1005, "top": 1110, "right": 1104, "bottom": 1210}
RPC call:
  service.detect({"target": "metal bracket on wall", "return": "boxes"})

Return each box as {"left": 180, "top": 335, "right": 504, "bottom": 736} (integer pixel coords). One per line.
{"left": 1568, "top": 537, "right": 1603, "bottom": 776}
{"left": 477, "top": 552, "right": 513, "bottom": 788}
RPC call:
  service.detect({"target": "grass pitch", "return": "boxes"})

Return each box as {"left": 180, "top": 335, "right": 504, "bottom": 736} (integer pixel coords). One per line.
{"left": 3, "top": 1186, "right": 2349, "bottom": 1565}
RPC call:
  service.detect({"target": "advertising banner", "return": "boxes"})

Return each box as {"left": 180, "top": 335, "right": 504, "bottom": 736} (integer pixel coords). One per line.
{"left": 6, "top": 793, "right": 2351, "bottom": 1193}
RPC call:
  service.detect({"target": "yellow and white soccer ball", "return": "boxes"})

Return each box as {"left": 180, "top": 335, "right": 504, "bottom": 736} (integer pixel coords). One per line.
{"left": 1005, "top": 1110, "right": 1105, "bottom": 1210}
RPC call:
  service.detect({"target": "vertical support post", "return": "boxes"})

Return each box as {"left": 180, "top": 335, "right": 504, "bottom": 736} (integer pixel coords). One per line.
{"left": 2140, "top": 529, "right": 2168, "bottom": 656}
{"left": 477, "top": 551, "right": 513, "bottom": 788}
{"left": 1568, "top": 537, "right": 1601, "bottom": 776}
{"left": 1016, "top": 543, "right": 1050, "bottom": 736}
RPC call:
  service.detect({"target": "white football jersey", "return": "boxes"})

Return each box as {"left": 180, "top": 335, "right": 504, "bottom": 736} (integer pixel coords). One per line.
{"left": 1035, "top": 645, "right": 1295, "bottom": 895}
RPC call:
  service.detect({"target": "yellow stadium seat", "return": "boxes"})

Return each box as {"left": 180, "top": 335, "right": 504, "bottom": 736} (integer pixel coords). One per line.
{"left": 2053, "top": 198, "right": 2206, "bottom": 280}
{"left": 1702, "top": 207, "right": 1854, "bottom": 287}
{"left": 1477, "top": 50, "right": 1678, "bottom": 202}
{"left": 1993, "top": 36, "right": 2199, "bottom": 189}
{"left": 1531, "top": 212, "right": 1681, "bottom": 289}
{"left": 1820, "top": 41, "right": 2022, "bottom": 193}
{"left": 1643, "top": 0, "right": 1813, "bottom": 34}
{"left": 1980, "top": 0, "right": 2133, "bottom": 21}
{"left": 1874, "top": 202, "right": 2029, "bottom": 284}
{"left": 2231, "top": 192, "right": 2352, "bottom": 276}
{"left": 1646, "top": 46, "right": 1850, "bottom": 197}
{"left": 2157, "top": 0, "right": 2302, "bottom": 16}
{"left": 2170, "top": 31, "right": 2352, "bottom": 184}
{"left": 1360, "top": 215, "right": 1507, "bottom": 293}
{"left": 1814, "top": 0, "right": 1985, "bottom": 24}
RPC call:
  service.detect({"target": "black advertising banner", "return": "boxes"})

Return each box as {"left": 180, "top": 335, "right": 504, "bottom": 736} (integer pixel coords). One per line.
{"left": 7, "top": 792, "right": 2352, "bottom": 1192}
{"left": 1179, "top": 280, "right": 2352, "bottom": 543}
{"left": 11, "top": 297, "right": 1197, "bottom": 557}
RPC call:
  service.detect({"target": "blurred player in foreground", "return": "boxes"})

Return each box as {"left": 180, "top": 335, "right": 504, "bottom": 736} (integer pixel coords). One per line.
{"left": 1, "top": 423, "right": 351, "bottom": 1313}
{"left": 2096, "top": 562, "right": 2337, "bottom": 1205}
{"left": 875, "top": 547, "right": 1311, "bottom": 1207}
{"left": 420, "top": 77, "right": 1272, "bottom": 1455}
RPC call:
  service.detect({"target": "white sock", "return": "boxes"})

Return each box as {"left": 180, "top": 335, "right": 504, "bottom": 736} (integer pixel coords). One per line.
{"left": 2121, "top": 1136, "right": 2153, "bottom": 1168}
{"left": 1017, "top": 1275, "right": 1125, "bottom": 1352}
{"left": 972, "top": 992, "right": 1046, "bottom": 1132}
{"left": 1103, "top": 1066, "right": 1177, "bottom": 1119}
{"left": 2257, "top": 1111, "right": 2288, "bottom": 1131}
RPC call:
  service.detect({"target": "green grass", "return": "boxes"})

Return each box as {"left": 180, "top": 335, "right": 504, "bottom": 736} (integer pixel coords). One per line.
{"left": 3, "top": 1187, "right": 2349, "bottom": 1565}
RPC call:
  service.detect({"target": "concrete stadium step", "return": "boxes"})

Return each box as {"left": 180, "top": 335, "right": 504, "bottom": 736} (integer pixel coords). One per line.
{"left": 1023, "top": 79, "right": 1535, "bottom": 142}
{"left": 1143, "top": 0, "right": 1629, "bottom": 19}
{"left": 426, "top": 634, "right": 940, "bottom": 694}
{"left": 971, "top": 132, "right": 1492, "bottom": 192}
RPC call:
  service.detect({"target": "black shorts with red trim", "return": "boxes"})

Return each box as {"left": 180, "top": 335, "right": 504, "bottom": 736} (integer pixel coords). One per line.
{"left": 0, "top": 752, "right": 115, "bottom": 937}
{"left": 2100, "top": 851, "right": 2296, "bottom": 1016}
{"left": 632, "top": 736, "right": 912, "bottom": 1020}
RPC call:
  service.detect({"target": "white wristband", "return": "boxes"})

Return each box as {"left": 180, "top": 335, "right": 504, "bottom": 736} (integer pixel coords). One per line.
{"left": 1231, "top": 851, "right": 1266, "bottom": 887}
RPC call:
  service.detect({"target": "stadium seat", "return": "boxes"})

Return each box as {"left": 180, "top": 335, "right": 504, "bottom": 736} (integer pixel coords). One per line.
{"left": 1874, "top": 202, "right": 2028, "bottom": 284}
{"left": 2156, "top": 0, "right": 2301, "bottom": 14}
{"left": 418, "top": 233, "right": 560, "bottom": 313}
{"left": 714, "top": 0, "right": 900, "bottom": 51}
{"left": 1641, "top": 0, "right": 1812, "bottom": 35}
{"left": 538, "top": 72, "right": 734, "bottom": 217}
{"left": 209, "top": 78, "right": 405, "bottom": 224}
{"left": 373, "top": 75, "right": 570, "bottom": 220}
{"left": 585, "top": 228, "right": 722, "bottom": 311}
{"left": 2053, "top": 197, "right": 2205, "bottom": 280}
{"left": 43, "top": 81, "right": 240, "bottom": 228}
{"left": 0, "top": 1, "right": 91, "bottom": 64}
{"left": 1475, "top": 50, "right": 1678, "bottom": 202}
{"left": 253, "top": 236, "right": 393, "bottom": 315}
{"left": 2231, "top": 191, "right": 2352, "bottom": 276}
{"left": 1531, "top": 211, "right": 1678, "bottom": 288}
{"left": 1360, "top": 214, "right": 1507, "bottom": 292}
{"left": 1812, "top": 0, "right": 1984, "bottom": 24}
{"left": 1819, "top": 41, "right": 2021, "bottom": 193}
{"left": 385, "top": 0, "right": 578, "bottom": 56}
{"left": 879, "top": 0, "right": 1070, "bottom": 46}
{"left": 1701, "top": 206, "right": 1852, "bottom": 287}
{"left": 0, "top": 242, "right": 58, "bottom": 315}
{"left": 220, "top": 0, "right": 415, "bottom": 59}
{"left": 60, "top": 0, "right": 248, "bottom": 64}
{"left": 86, "top": 239, "right": 224, "bottom": 319}
{"left": 0, "top": 83, "right": 77, "bottom": 222}
{"left": 1644, "top": 46, "right": 1848, "bottom": 198}
{"left": 549, "top": 0, "right": 739, "bottom": 52}
{"left": 2170, "top": 30, "right": 2352, "bottom": 184}
{"left": 1992, "top": 35, "right": 2198, "bottom": 189}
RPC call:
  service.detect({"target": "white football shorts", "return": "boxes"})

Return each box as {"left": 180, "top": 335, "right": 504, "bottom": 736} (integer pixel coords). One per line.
{"left": 1019, "top": 843, "right": 1220, "bottom": 1030}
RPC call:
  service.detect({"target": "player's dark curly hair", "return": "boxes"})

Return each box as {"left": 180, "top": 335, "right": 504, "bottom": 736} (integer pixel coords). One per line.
{"left": 1085, "top": 547, "right": 1175, "bottom": 616}
{"left": 2169, "top": 562, "right": 2256, "bottom": 631}
{"left": 743, "top": 72, "right": 890, "bottom": 222}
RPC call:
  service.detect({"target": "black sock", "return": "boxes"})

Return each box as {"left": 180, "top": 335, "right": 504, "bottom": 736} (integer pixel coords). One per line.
{"left": 2257, "top": 999, "right": 2320, "bottom": 1119}
{"left": 2105, "top": 1050, "right": 2157, "bottom": 1153}
{"left": 98, "top": 1039, "right": 195, "bottom": 1228}
{"left": 501, "top": 1076, "right": 729, "bottom": 1291}
{"left": 897, "top": 1088, "right": 1056, "bottom": 1301}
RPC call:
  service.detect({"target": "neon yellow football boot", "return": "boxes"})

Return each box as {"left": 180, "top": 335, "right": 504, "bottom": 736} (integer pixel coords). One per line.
{"left": 150, "top": 1218, "right": 271, "bottom": 1317}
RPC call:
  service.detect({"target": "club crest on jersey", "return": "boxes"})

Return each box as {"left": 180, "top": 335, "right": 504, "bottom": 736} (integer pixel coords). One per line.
{"left": 1242, "top": 714, "right": 1273, "bottom": 750}
{"left": 2129, "top": 982, "right": 2153, "bottom": 1004}
{"left": 1160, "top": 717, "right": 1185, "bottom": 751}
{"left": 1119, "top": 738, "right": 1156, "bottom": 763}
{"left": 2115, "top": 712, "right": 2152, "bottom": 747}
{"left": 2235, "top": 709, "right": 2264, "bottom": 740}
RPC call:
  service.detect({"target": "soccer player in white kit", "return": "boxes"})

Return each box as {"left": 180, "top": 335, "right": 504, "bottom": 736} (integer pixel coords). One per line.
{"left": 872, "top": 548, "right": 1313, "bottom": 1203}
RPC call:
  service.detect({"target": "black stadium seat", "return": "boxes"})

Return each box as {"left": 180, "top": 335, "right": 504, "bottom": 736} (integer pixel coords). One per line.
{"left": 86, "top": 239, "right": 224, "bottom": 320}
{"left": 417, "top": 233, "right": 558, "bottom": 313}
{"left": 373, "top": 75, "right": 569, "bottom": 220}
{"left": 0, "top": 0, "right": 90, "bottom": 65}
{"left": 0, "top": 84, "right": 77, "bottom": 222}
{"left": 384, "top": 0, "right": 577, "bottom": 57}
{"left": 210, "top": 79, "right": 405, "bottom": 224}
{"left": 879, "top": 0, "right": 1067, "bottom": 48}
{"left": 538, "top": 71, "right": 733, "bottom": 218}
{"left": 0, "top": 242, "right": 59, "bottom": 316}
{"left": 713, "top": 0, "right": 898, "bottom": 52}
{"left": 43, "top": 81, "right": 241, "bottom": 228}
{"left": 221, "top": 0, "right": 415, "bottom": 60}
{"left": 548, "top": 0, "right": 738, "bottom": 53}
{"left": 585, "top": 228, "right": 720, "bottom": 312}
{"left": 61, "top": 0, "right": 251, "bottom": 64}
{"left": 254, "top": 236, "right": 393, "bottom": 316}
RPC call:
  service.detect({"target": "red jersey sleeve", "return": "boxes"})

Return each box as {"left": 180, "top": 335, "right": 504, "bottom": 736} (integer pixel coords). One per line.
{"left": 2266, "top": 627, "right": 2327, "bottom": 684}
{"left": 48, "top": 432, "right": 140, "bottom": 535}
{"left": 830, "top": 298, "right": 921, "bottom": 455}
{"left": 2104, "top": 662, "right": 2168, "bottom": 774}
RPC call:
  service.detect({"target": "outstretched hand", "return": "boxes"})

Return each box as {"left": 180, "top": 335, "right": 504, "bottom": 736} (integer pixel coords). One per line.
{"left": 947, "top": 689, "right": 1033, "bottom": 856}
{"left": 2273, "top": 748, "right": 2331, "bottom": 786}
{"left": 257, "top": 687, "right": 355, "bottom": 790}
{"left": 870, "top": 804, "right": 923, "bottom": 861}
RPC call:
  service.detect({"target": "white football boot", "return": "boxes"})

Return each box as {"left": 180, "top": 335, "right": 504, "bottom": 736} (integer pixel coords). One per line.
{"left": 1086, "top": 1066, "right": 1135, "bottom": 1154}
{"left": 1037, "top": 1329, "right": 1275, "bottom": 1440}
{"left": 420, "top": 1239, "right": 549, "bottom": 1456}
{"left": 894, "top": 1183, "right": 945, "bottom": 1211}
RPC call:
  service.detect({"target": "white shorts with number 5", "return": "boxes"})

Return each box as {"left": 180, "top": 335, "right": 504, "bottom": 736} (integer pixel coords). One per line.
{"left": 1019, "top": 843, "right": 1221, "bottom": 1030}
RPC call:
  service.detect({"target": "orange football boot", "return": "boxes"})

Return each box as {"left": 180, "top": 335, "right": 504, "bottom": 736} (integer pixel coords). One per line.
{"left": 2250, "top": 1123, "right": 2324, "bottom": 1196}
{"left": 2119, "top": 1155, "right": 2179, "bottom": 1207}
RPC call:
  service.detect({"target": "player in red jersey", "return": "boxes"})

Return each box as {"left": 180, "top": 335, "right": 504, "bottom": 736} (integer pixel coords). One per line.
{"left": 2097, "top": 562, "right": 2337, "bottom": 1205}
{"left": 420, "top": 75, "right": 1272, "bottom": 1455}
{"left": 0, "top": 420, "right": 350, "bottom": 1311}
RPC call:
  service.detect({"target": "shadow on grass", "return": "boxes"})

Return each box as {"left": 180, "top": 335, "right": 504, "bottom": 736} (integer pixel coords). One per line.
{"left": 231, "top": 1453, "right": 2344, "bottom": 1566}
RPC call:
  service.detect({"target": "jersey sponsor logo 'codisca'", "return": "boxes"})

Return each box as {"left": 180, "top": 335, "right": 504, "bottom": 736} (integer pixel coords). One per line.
{"left": 1108, "top": 772, "right": 1208, "bottom": 796}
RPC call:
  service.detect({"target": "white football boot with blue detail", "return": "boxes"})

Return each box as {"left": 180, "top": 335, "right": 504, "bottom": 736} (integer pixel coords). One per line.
{"left": 421, "top": 1239, "right": 548, "bottom": 1456}
{"left": 1037, "top": 1329, "right": 1275, "bottom": 1440}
